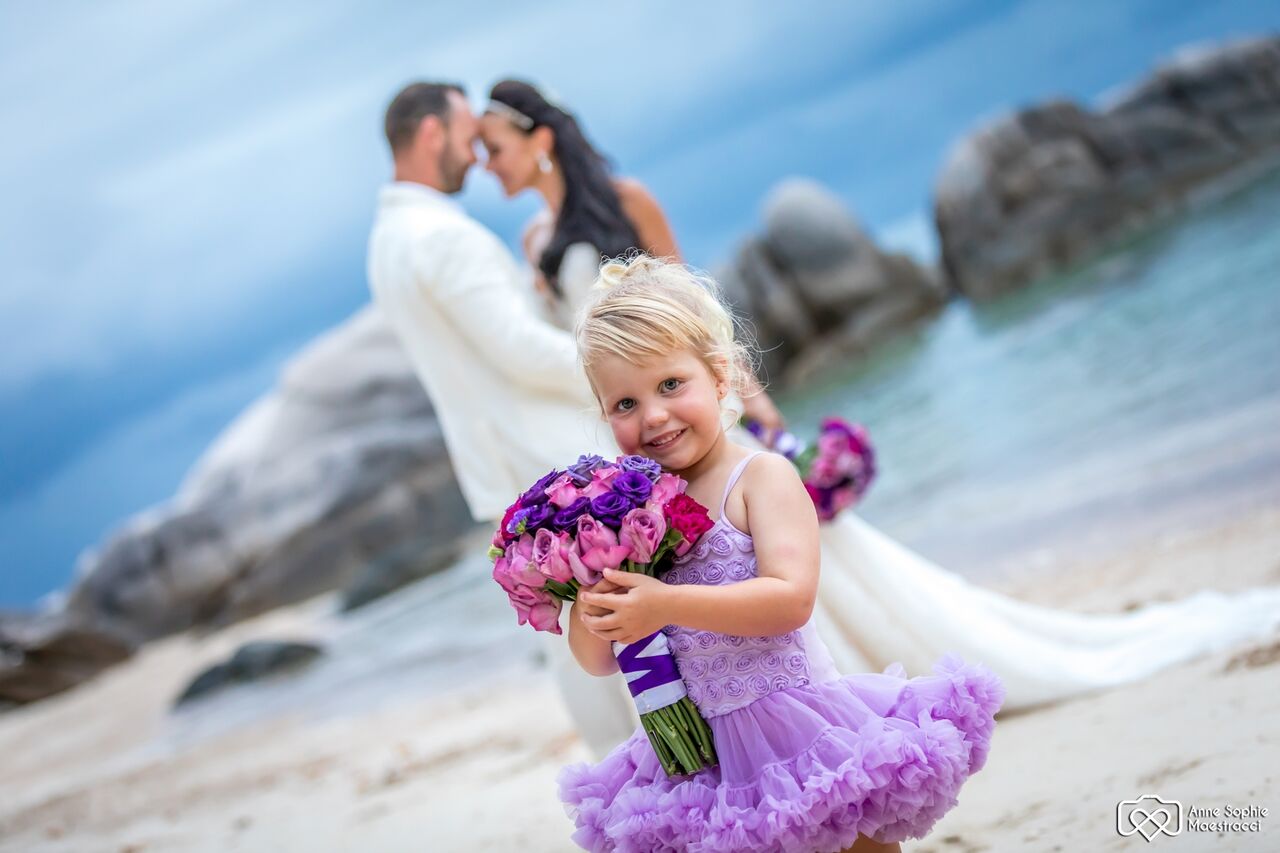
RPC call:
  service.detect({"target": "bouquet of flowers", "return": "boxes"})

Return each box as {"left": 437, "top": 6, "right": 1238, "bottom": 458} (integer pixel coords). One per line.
{"left": 744, "top": 417, "right": 876, "bottom": 521}
{"left": 489, "top": 453, "right": 718, "bottom": 777}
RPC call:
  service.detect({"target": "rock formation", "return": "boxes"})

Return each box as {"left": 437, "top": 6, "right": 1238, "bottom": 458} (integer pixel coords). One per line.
{"left": 936, "top": 36, "right": 1280, "bottom": 299}
{"left": 63, "top": 307, "right": 474, "bottom": 641}
{"left": 718, "top": 178, "right": 945, "bottom": 385}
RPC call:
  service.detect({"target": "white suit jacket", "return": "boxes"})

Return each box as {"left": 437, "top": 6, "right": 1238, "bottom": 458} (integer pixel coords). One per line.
{"left": 367, "top": 182, "right": 618, "bottom": 522}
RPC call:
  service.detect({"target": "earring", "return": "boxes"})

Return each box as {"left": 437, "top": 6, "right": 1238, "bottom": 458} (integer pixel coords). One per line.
{"left": 537, "top": 153, "right": 553, "bottom": 174}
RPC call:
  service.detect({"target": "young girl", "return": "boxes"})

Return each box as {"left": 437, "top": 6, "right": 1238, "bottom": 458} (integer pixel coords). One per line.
{"left": 559, "top": 256, "right": 1005, "bottom": 853}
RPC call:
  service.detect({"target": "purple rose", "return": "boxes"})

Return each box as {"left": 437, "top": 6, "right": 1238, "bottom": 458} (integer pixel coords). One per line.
{"left": 566, "top": 454, "right": 606, "bottom": 486}
{"left": 551, "top": 497, "right": 592, "bottom": 531}
{"left": 612, "top": 470, "right": 653, "bottom": 505}
{"left": 520, "top": 469, "right": 561, "bottom": 507}
{"left": 519, "top": 501, "right": 556, "bottom": 533}
{"left": 619, "top": 454, "right": 663, "bottom": 483}
{"left": 590, "top": 491, "right": 632, "bottom": 526}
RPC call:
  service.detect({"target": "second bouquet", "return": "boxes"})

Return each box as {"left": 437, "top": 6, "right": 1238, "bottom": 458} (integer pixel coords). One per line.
{"left": 489, "top": 453, "right": 718, "bottom": 777}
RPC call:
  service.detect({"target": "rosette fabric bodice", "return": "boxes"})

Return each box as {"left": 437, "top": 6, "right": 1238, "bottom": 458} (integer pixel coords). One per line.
{"left": 659, "top": 452, "right": 824, "bottom": 718}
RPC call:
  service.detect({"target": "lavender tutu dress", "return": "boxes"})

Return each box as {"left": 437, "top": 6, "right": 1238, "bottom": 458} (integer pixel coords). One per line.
{"left": 558, "top": 452, "right": 1007, "bottom": 852}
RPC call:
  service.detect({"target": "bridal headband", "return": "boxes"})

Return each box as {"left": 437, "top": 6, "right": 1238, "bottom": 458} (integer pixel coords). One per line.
{"left": 484, "top": 100, "right": 535, "bottom": 130}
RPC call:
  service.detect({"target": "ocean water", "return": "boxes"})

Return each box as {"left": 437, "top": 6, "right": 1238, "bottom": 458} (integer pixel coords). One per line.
{"left": 779, "top": 166, "right": 1280, "bottom": 580}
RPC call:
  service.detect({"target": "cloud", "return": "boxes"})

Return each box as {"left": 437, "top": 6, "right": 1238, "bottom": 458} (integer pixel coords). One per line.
{"left": 2, "top": 0, "right": 1274, "bottom": 397}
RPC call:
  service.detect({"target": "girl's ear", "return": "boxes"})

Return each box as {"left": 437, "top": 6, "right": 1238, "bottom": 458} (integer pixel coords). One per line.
{"left": 707, "top": 354, "right": 731, "bottom": 399}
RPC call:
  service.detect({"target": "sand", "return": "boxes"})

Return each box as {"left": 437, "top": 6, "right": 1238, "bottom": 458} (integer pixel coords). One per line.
{"left": 2, "top": 508, "right": 1278, "bottom": 852}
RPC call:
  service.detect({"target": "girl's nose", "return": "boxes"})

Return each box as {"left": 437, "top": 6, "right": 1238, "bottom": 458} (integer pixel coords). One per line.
{"left": 643, "top": 403, "right": 668, "bottom": 429}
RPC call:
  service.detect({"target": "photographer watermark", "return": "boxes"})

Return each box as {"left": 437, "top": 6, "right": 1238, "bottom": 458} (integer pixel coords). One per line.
{"left": 1116, "top": 793, "right": 1269, "bottom": 841}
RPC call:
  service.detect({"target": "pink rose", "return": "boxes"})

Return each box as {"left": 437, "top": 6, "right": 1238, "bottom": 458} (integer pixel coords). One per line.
{"left": 809, "top": 455, "right": 841, "bottom": 488}
{"left": 834, "top": 450, "right": 864, "bottom": 479}
{"left": 512, "top": 532, "right": 534, "bottom": 560}
{"left": 568, "top": 514, "right": 632, "bottom": 585}
{"left": 504, "top": 535, "right": 544, "bottom": 588}
{"left": 619, "top": 508, "right": 667, "bottom": 564}
{"left": 527, "top": 598, "right": 562, "bottom": 633}
{"left": 830, "top": 485, "right": 857, "bottom": 514}
{"left": 817, "top": 431, "right": 846, "bottom": 457}
{"left": 581, "top": 466, "right": 621, "bottom": 500}
{"left": 532, "top": 527, "right": 574, "bottom": 583}
{"left": 491, "top": 555, "right": 517, "bottom": 594}
{"left": 644, "top": 472, "right": 686, "bottom": 514}
{"left": 511, "top": 584, "right": 563, "bottom": 634}
{"left": 545, "top": 473, "right": 583, "bottom": 509}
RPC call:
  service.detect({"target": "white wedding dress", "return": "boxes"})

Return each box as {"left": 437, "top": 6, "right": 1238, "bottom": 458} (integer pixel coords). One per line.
{"left": 541, "top": 242, "right": 1280, "bottom": 758}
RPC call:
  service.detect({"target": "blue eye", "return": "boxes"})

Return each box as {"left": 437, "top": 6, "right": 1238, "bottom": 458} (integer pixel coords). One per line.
{"left": 616, "top": 398, "right": 635, "bottom": 412}
{"left": 661, "top": 378, "right": 681, "bottom": 392}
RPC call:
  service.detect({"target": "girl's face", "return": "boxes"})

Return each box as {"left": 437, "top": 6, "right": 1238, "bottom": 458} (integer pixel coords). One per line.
{"left": 589, "top": 347, "right": 729, "bottom": 474}
{"left": 478, "top": 114, "right": 539, "bottom": 197}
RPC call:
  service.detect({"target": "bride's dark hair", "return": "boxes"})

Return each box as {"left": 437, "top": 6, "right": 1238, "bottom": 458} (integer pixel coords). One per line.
{"left": 487, "top": 80, "right": 641, "bottom": 295}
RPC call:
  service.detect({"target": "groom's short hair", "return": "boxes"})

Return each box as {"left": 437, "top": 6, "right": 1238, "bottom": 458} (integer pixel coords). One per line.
{"left": 384, "top": 82, "right": 466, "bottom": 153}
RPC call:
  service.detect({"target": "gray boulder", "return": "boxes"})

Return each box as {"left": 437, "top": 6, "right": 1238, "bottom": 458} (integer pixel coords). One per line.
{"left": 719, "top": 178, "right": 944, "bottom": 383}
{"left": 174, "top": 639, "right": 323, "bottom": 707}
{"left": 936, "top": 36, "right": 1280, "bottom": 299}
{"left": 0, "top": 610, "right": 137, "bottom": 705}
{"left": 339, "top": 534, "right": 464, "bottom": 612}
{"left": 64, "top": 306, "right": 475, "bottom": 641}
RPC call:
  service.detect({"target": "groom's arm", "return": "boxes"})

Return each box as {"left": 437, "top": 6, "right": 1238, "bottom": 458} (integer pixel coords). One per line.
{"left": 414, "top": 222, "right": 592, "bottom": 399}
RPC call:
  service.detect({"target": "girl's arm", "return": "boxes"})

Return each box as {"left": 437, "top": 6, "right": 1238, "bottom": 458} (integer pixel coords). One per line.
{"left": 567, "top": 590, "right": 621, "bottom": 676}
{"left": 616, "top": 178, "right": 682, "bottom": 262}
{"left": 579, "top": 454, "right": 820, "bottom": 643}
{"left": 670, "top": 453, "right": 818, "bottom": 634}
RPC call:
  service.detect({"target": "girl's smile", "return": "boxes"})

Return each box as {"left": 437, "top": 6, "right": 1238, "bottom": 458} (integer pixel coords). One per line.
{"left": 645, "top": 427, "right": 686, "bottom": 451}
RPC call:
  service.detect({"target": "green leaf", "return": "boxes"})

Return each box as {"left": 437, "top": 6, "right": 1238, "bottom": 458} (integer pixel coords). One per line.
{"left": 544, "top": 579, "right": 578, "bottom": 602}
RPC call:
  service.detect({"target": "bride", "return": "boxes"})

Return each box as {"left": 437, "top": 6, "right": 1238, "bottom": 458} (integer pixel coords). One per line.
{"left": 478, "top": 79, "right": 1280, "bottom": 746}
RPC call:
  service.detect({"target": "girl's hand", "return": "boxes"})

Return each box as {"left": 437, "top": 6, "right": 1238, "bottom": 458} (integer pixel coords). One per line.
{"left": 577, "top": 569, "right": 671, "bottom": 645}
{"left": 576, "top": 577, "right": 624, "bottom": 618}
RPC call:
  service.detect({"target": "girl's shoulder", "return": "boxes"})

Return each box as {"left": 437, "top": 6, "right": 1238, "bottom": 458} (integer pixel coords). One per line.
{"left": 718, "top": 449, "right": 799, "bottom": 534}
{"left": 740, "top": 448, "right": 801, "bottom": 488}
{"left": 738, "top": 450, "right": 801, "bottom": 502}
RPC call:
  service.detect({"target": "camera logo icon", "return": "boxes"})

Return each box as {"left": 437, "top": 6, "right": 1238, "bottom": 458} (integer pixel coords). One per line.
{"left": 1117, "top": 794, "right": 1184, "bottom": 841}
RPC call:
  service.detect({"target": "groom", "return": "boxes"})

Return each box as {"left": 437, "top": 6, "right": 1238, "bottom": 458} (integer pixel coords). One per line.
{"left": 367, "top": 81, "right": 637, "bottom": 757}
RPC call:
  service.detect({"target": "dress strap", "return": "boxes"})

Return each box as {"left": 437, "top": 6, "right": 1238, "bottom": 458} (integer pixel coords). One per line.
{"left": 719, "top": 451, "right": 766, "bottom": 520}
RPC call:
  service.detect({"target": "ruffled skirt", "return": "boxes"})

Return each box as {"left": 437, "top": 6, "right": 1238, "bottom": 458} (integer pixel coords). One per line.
{"left": 558, "top": 655, "right": 1005, "bottom": 852}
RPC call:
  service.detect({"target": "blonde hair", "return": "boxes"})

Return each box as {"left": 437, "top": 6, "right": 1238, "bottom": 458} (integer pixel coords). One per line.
{"left": 574, "top": 255, "right": 758, "bottom": 413}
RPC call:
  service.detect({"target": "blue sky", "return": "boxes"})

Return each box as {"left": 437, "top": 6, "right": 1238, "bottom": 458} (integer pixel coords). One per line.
{"left": 2, "top": 0, "right": 1277, "bottom": 603}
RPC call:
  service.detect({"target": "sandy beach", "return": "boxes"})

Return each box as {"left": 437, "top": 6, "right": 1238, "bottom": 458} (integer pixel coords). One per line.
{"left": 2, "top": 507, "right": 1278, "bottom": 853}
